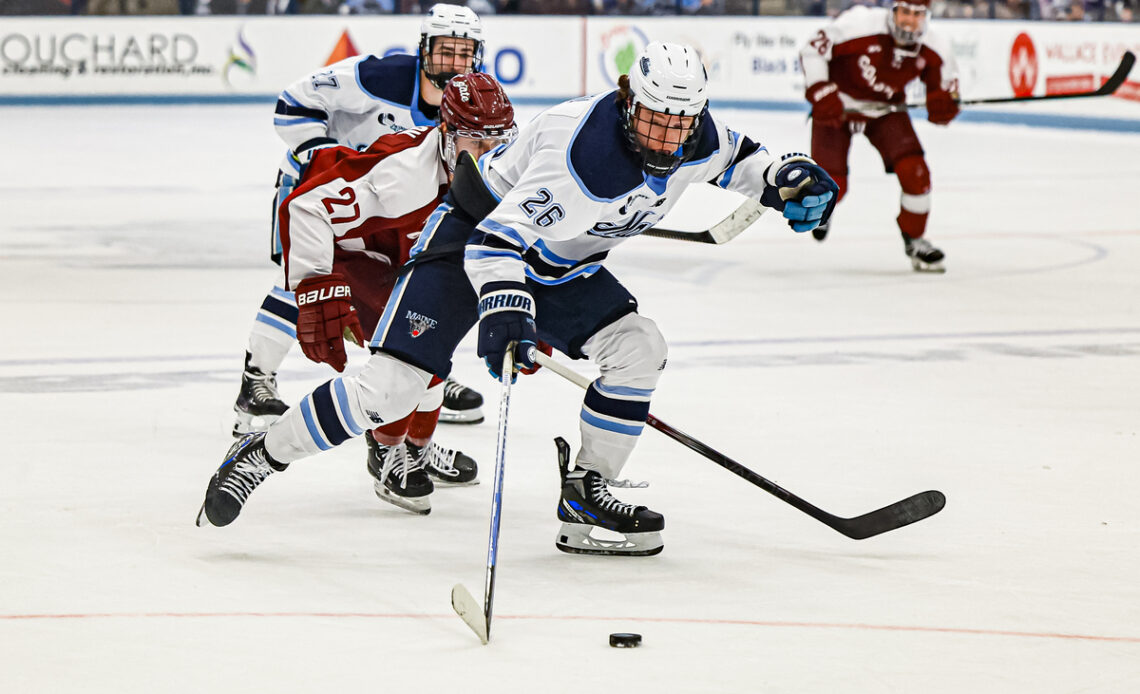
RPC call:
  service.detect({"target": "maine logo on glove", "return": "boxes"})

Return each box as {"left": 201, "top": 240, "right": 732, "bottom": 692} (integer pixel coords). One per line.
{"left": 406, "top": 311, "right": 438, "bottom": 338}
{"left": 296, "top": 284, "right": 351, "bottom": 305}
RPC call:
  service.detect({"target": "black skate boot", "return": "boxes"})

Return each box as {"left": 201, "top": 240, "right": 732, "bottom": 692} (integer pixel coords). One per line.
{"left": 411, "top": 441, "right": 479, "bottom": 486}
{"left": 196, "top": 432, "right": 288, "bottom": 527}
{"left": 233, "top": 351, "right": 289, "bottom": 437}
{"left": 439, "top": 378, "right": 484, "bottom": 425}
{"left": 902, "top": 232, "right": 946, "bottom": 273}
{"left": 552, "top": 437, "right": 664, "bottom": 556}
{"left": 366, "top": 433, "right": 433, "bottom": 515}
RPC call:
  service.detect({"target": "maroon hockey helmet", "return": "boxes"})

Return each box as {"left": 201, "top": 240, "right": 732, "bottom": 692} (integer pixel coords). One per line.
{"left": 439, "top": 72, "right": 518, "bottom": 172}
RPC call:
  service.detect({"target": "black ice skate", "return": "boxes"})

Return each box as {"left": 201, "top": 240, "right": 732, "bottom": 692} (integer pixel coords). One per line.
{"left": 903, "top": 232, "right": 946, "bottom": 273}
{"left": 233, "top": 351, "right": 289, "bottom": 437}
{"left": 553, "top": 437, "right": 664, "bottom": 557}
{"left": 438, "top": 378, "right": 484, "bottom": 425}
{"left": 196, "top": 432, "right": 287, "bottom": 527}
{"left": 366, "top": 433, "right": 433, "bottom": 515}
{"left": 411, "top": 441, "right": 479, "bottom": 486}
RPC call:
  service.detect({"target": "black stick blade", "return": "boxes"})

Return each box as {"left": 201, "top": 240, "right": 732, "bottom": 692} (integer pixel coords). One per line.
{"left": 836, "top": 490, "right": 946, "bottom": 540}
{"left": 1096, "top": 51, "right": 1136, "bottom": 96}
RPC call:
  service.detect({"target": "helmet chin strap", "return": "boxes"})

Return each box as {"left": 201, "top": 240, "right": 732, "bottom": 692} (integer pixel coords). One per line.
{"left": 426, "top": 70, "right": 461, "bottom": 91}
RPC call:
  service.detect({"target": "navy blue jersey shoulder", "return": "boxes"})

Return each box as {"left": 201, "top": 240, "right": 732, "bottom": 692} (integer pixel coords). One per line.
{"left": 567, "top": 94, "right": 645, "bottom": 200}
{"left": 357, "top": 54, "right": 418, "bottom": 105}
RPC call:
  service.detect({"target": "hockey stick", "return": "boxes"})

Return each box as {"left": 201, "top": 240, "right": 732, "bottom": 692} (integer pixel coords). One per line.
{"left": 641, "top": 198, "right": 764, "bottom": 245}
{"left": 876, "top": 50, "right": 1135, "bottom": 113}
{"left": 451, "top": 349, "right": 515, "bottom": 644}
{"left": 533, "top": 351, "right": 946, "bottom": 540}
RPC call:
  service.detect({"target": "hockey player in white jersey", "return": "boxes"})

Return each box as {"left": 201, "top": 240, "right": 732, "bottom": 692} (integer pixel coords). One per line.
{"left": 198, "top": 73, "right": 518, "bottom": 525}
{"left": 233, "top": 3, "right": 487, "bottom": 442}
{"left": 200, "top": 42, "right": 837, "bottom": 556}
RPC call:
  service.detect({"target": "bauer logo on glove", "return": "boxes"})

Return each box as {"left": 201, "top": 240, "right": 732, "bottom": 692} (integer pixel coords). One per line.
{"left": 294, "top": 273, "right": 364, "bottom": 373}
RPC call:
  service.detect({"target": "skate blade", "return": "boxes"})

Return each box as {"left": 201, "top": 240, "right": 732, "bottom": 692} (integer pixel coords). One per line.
{"left": 555, "top": 524, "right": 663, "bottom": 557}
{"left": 232, "top": 409, "right": 282, "bottom": 437}
{"left": 428, "top": 474, "right": 481, "bottom": 488}
{"left": 195, "top": 502, "right": 211, "bottom": 527}
{"left": 910, "top": 258, "right": 946, "bottom": 273}
{"left": 373, "top": 481, "right": 432, "bottom": 515}
{"left": 438, "top": 408, "right": 484, "bottom": 425}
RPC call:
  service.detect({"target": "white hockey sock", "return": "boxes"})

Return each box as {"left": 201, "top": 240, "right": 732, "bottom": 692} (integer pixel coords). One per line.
{"left": 247, "top": 285, "right": 297, "bottom": 374}
{"left": 264, "top": 353, "right": 431, "bottom": 464}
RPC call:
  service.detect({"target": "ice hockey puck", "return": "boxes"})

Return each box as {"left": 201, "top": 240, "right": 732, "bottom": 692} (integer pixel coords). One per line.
{"left": 609, "top": 633, "right": 642, "bottom": 648}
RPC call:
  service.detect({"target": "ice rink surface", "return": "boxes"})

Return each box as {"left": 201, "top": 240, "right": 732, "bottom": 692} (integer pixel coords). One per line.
{"left": 2, "top": 103, "right": 1138, "bottom": 693}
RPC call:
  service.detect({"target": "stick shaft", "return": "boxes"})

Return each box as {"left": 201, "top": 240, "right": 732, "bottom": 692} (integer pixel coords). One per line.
{"left": 532, "top": 351, "right": 944, "bottom": 539}
{"left": 481, "top": 350, "right": 514, "bottom": 641}
{"left": 873, "top": 51, "right": 1135, "bottom": 113}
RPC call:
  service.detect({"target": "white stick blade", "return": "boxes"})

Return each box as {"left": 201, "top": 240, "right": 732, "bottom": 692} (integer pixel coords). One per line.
{"left": 450, "top": 583, "right": 489, "bottom": 644}
{"left": 707, "top": 198, "right": 764, "bottom": 244}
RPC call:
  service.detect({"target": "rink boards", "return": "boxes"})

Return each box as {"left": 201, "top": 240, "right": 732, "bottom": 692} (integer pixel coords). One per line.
{"left": 1, "top": 14, "right": 1138, "bottom": 126}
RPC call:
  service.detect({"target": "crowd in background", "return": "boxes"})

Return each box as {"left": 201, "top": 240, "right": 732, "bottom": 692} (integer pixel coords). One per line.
{"left": 3, "top": 0, "right": 1134, "bottom": 26}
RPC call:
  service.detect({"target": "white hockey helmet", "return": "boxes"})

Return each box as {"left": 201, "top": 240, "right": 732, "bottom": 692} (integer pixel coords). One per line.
{"left": 627, "top": 41, "right": 708, "bottom": 117}
{"left": 419, "top": 4, "right": 485, "bottom": 89}
{"left": 887, "top": 0, "right": 931, "bottom": 46}
{"left": 622, "top": 42, "right": 709, "bottom": 177}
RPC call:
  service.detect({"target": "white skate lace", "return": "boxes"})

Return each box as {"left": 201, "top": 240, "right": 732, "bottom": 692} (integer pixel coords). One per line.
{"left": 442, "top": 379, "right": 468, "bottom": 400}
{"left": 220, "top": 444, "right": 275, "bottom": 504}
{"left": 607, "top": 478, "right": 649, "bottom": 489}
{"left": 245, "top": 370, "right": 282, "bottom": 405}
{"left": 380, "top": 443, "right": 426, "bottom": 488}
{"left": 424, "top": 442, "right": 459, "bottom": 478}
{"left": 908, "top": 238, "right": 937, "bottom": 257}
{"left": 589, "top": 474, "right": 637, "bottom": 517}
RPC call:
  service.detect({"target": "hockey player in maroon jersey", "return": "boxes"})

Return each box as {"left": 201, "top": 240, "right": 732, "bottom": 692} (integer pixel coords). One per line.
{"left": 197, "top": 73, "right": 518, "bottom": 524}
{"left": 233, "top": 4, "right": 487, "bottom": 439}
{"left": 800, "top": 0, "right": 959, "bottom": 272}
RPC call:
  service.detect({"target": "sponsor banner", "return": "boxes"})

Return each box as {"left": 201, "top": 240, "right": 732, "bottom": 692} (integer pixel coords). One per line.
{"left": 1045, "top": 74, "right": 1095, "bottom": 95}
{"left": 2, "top": 15, "right": 1136, "bottom": 121}
{"left": 0, "top": 16, "right": 580, "bottom": 98}
{"left": 584, "top": 17, "right": 1140, "bottom": 119}
{"left": 586, "top": 17, "right": 813, "bottom": 104}
{"left": 957, "top": 21, "right": 1140, "bottom": 109}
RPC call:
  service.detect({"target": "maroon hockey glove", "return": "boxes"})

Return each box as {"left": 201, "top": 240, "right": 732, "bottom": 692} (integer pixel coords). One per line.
{"left": 295, "top": 273, "right": 364, "bottom": 373}
{"left": 926, "top": 90, "right": 960, "bottom": 125}
{"left": 806, "top": 81, "right": 844, "bottom": 128}
{"left": 517, "top": 340, "right": 553, "bottom": 376}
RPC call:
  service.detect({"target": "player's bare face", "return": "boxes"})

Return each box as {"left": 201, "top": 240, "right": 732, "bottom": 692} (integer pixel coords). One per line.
{"left": 632, "top": 106, "right": 696, "bottom": 155}
{"left": 426, "top": 37, "right": 478, "bottom": 77}
{"left": 893, "top": 5, "right": 927, "bottom": 34}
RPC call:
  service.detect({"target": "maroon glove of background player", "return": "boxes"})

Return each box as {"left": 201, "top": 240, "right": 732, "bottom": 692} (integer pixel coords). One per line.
{"left": 295, "top": 273, "right": 364, "bottom": 373}
{"left": 926, "top": 90, "right": 960, "bottom": 125}
{"left": 517, "top": 340, "right": 553, "bottom": 376}
{"left": 806, "top": 81, "right": 845, "bottom": 128}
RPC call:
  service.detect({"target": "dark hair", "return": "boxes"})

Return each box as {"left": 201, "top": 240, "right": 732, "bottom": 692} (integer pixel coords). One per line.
{"left": 615, "top": 74, "right": 631, "bottom": 104}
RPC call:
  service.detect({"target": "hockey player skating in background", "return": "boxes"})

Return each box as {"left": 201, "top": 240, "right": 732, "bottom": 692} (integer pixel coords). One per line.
{"left": 199, "top": 42, "right": 837, "bottom": 556}
{"left": 234, "top": 3, "right": 488, "bottom": 443}
{"left": 800, "top": 0, "right": 959, "bottom": 272}
{"left": 199, "top": 73, "right": 517, "bottom": 523}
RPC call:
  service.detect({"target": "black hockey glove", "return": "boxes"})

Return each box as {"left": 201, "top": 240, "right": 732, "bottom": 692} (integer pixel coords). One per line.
{"left": 476, "top": 282, "right": 538, "bottom": 382}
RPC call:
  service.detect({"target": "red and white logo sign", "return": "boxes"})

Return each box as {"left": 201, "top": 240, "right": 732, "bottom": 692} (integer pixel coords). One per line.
{"left": 1009, "top": 33, "right": 1038, "bottom": 98}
